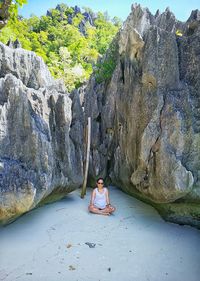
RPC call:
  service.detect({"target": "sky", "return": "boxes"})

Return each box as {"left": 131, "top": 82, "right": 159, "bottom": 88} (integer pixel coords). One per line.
{"left": 19, "top": 0, "right": 200, "bottom": 22}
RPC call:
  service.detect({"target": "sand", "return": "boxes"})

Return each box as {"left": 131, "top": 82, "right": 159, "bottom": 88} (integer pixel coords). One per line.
{"left": 0, "top": 186, "right": 200, "bottom": 281}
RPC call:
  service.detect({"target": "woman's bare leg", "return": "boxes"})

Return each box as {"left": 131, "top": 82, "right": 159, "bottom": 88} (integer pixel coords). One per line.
{"left": 88, "top": 205, "right": 109, "bottom": 215}
{"left": 104, "top": 205, "right": 116, "bottom": 214}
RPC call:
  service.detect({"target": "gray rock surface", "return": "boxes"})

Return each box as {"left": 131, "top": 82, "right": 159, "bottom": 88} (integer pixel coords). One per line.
{"left": 1, "top": 4, "right": 200, "bottom": 228}
{"left": 0, "top": 43, "right": 84, "bottom": 223}
{"left": 84, "top": 5, "right": 200, "bottom": 227}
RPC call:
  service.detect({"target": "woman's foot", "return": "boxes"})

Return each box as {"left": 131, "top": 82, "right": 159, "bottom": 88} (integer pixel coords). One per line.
{"left": 100, "top": 211, "right": 110, "bottom": 216}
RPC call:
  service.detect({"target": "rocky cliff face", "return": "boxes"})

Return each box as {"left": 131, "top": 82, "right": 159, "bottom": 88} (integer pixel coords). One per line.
{"left": 0, "top": 43, "right": 84, "bottom": 223}
{"left": 1, "top": 4, "right": 200, "bottom": 228}
{"left": 84, "top": 5, "right": 200, "bottom": 227}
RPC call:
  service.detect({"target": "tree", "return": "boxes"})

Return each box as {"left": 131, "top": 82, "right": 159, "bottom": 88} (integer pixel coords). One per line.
{"left": 112, "top": 16, "right": 122, "bottom": 27}
{"left": 0, "top": 4, "right": 121, "bottom": 91}
{"left": 0, "top": 0, "right": 27, "bottom": 29}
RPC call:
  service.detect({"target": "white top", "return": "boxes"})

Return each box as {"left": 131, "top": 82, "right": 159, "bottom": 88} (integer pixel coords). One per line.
{"left": 93, "top": 187, "right": 107, "bottom": 209}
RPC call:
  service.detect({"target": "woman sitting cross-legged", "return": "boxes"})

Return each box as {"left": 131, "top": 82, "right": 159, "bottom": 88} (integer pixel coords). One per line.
{"left": 88, "top": 178, "right": 116, "bottom": 215}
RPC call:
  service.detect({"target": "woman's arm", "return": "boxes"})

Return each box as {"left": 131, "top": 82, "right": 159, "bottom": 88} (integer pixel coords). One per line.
{"left": 105, "top": 188, "right": 110, "bottom": 206}
{"left": 90, "top": 189, "right": 96, "bottom": 206}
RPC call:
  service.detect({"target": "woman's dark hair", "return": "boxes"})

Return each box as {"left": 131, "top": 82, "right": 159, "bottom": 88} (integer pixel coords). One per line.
{"left": 96, "top": 177, "right": 104, "bottom": 183}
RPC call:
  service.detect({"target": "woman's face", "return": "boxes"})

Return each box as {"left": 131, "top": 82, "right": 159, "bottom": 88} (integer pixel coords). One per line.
{"left": 97, "top": 180, "right": 104, "bottom": 187}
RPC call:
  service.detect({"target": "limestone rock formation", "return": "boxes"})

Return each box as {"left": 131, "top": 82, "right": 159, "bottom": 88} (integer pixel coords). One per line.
{"left": 84, "top": 5, "right": 200, "bottom": 227}
{"left": 1, "top": 4, "right": 200, "bottom": 229}
{"left": 0, "top": 43, "right": 84, "bottom": 223}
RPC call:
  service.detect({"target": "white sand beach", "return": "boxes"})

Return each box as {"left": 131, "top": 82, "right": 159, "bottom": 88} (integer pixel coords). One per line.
{"left": 0, "top": 186, "right": 200, "bottom": 281}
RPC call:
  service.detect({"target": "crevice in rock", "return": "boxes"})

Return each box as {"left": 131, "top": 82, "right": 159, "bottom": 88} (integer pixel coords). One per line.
{"left": 120, "top": 56, "right": 125, "bottom": 84}
{"left": 96, "top": 113, "right": 101, "bottom": 123}
{"left": 147, "top": 94, "right": 166, "bottom": 177}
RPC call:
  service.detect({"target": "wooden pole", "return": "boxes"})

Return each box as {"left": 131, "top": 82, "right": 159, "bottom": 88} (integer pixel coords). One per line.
{"left": 81, "top": 117, "right": 91, "bottom": 198}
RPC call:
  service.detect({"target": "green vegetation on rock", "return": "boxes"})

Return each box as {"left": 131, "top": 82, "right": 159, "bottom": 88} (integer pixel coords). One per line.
{"left": 0, "top": 3, "right": 121, "bottom": 91}
{"left": 0, "top": 0, "right": 27, "bottom": 29}
{"left": 94, "top": 35, "right": 119, "bottom": 83}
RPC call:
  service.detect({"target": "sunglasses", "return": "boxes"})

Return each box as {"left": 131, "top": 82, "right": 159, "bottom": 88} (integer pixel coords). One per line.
{"left": 97, "top": 182, "right": 104, "bottom": 185}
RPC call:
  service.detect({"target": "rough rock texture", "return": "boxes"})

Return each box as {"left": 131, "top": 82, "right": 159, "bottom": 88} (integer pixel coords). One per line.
{"left": 84, "top": 5, "right": 200, "bottom": 227}
{"left": 0, "top": 43, "right": 84, "bottom": 223}
{"left": 1, "top": 4, "right": 200, "bottom": 228}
